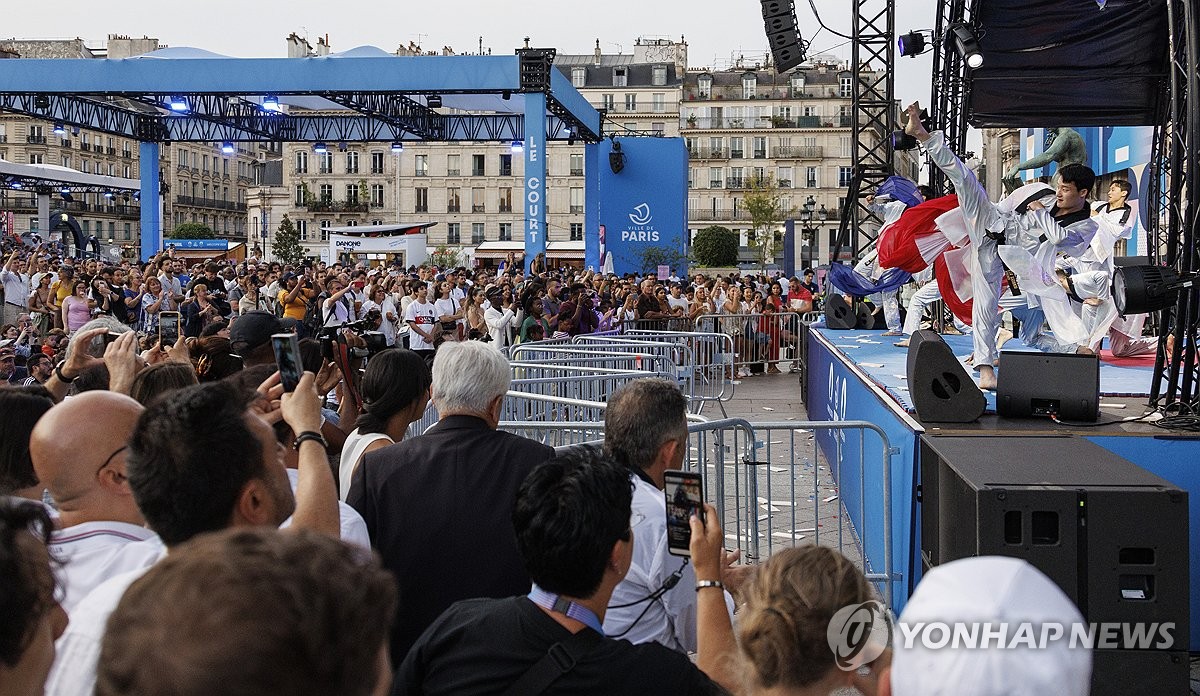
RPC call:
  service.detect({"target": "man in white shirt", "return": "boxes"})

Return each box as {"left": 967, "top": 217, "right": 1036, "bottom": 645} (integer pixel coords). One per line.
{"left": 403, "top": 280, "right": 439, "bottom": 360}
{"left": 601, "top": 379, "right": 749, "bottom": 651}
{"left": 30, "top": 391, "right": 160, "bottom": 613}
{"left": 2, "top": 246, "right": 32, "bottom": 326}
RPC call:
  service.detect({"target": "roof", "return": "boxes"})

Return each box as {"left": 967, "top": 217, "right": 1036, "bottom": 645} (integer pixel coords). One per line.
{"left": 554, "top": 63, "right": 681, "bottom": 89}
{"left": 325, "top": 222, "right": 436, "bottom": 235}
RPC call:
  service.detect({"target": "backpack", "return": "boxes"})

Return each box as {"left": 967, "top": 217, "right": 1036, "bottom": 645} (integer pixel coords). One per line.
{"left": 301, "top": 292, "right": 327, "bottom": 335}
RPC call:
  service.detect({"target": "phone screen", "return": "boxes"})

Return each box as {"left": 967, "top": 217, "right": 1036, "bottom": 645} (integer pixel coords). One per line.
{"left": 159, "top": 312, "right": 180, "bottom": 346}
{"left": 271, "top": 332, "right": 303, "bottom": 392}
{"left": 664, "top": 470, "right": 704, "bottom": 557}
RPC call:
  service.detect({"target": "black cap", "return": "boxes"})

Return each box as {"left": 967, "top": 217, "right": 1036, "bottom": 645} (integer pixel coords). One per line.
{"left": 229, "top": 311, "right": 284, "bottom": 353}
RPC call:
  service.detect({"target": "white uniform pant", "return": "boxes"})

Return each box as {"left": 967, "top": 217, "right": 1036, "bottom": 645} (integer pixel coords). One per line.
{"left": 902, "top": 282, "right": 971, "bottom": 336}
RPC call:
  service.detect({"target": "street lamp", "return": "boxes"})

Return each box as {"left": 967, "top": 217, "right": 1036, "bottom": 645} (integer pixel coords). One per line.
{"left": 799, "top": 196, "right": 816, "bottom": 269}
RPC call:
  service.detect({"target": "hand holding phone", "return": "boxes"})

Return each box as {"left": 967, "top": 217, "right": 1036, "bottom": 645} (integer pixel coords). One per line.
{"left": 271, "top": 332, "right": 303, "bottom": 392}
{"left": 158, "top": 311, "right": 181, "bottom": 347}
{"left": 664, "top": 470, "right": 705, "bottom": 557}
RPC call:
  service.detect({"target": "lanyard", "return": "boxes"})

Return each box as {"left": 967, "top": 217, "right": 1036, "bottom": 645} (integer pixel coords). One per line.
{"left": 528, "top": 585, "right": 605, "bottom": 635}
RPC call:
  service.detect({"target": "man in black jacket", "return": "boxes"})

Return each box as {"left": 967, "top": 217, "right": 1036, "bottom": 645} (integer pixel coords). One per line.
{"left": 348, "top": 340, "right": 554, "bottom": 664}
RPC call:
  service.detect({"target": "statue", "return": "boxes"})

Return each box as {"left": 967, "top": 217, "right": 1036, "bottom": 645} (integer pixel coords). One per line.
{"left": 1002, "top": 127, "right": 1087, "bottom": 193}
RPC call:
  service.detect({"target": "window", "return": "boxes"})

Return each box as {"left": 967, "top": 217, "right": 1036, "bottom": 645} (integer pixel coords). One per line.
{"left": 839, "top": 136, "right": 852, "bottom": 158}
{"left": 839, "top": 75, "right": 853, "bottom": 98}
{"left": 569, "top": 153, "right": 583, "bottom": 176}
{"left": 651, "top": 122, "right": 665, "bottom": 136}
{"left": 652, "top": 93, "right": 665, "bottom": 113}
{"left": 123, "top": 223, "right": 132, "bottom": 241}
{"left": 447, "top": 188, "right": 461, "bottom": 213}
{"left": 414, "top": 154, "right": 428, "bottom": 177}
{"left": 602, "top": 94, "right": 615, "bottom": 111}
{"left": 570, "top": 223, "right": 583, "bottom": 241}
{"left": 344, "top": 151, "right": 359, "bottom": 174}
{"left": 28, "top": 153, "right": 43, "bottom": 165}
{"left": 62, "top": 155, "right": 72, "bottom": 168}
{"left": 318, "top": 152, "right": 333, "bottom": 174}
{"left": 202, "top": 155, "right": 209, "bottom": 173}
{"left": 498, "top": 222, "right": 512, "bottom": 241}
{"left": 319, "top": 183, "right": 333, "bottom": 203}
{"left": 472, "top": 187, "right": 485, "bottom": 213}
{"left": 472, "top": 154, "right": 485, "bottom": 176}
{"left": 729, "top": 166, "right": 744, "bottom": 189}
{"left": 499, "top": 153, "right": 513, "bottom": 176}
{"left": 320, "top": 220, "right": 331, "bottom": 242}
{"left": 295, "top": 151, "right": 308, "bottom": 173}
{"left": 471, "top": 223, "right": 485, "bottom": 244}
{"left": 570, "top": 187, "right": 584, "bottom": 214}
{"left": 776, "top": 166, "right": 793, "bottom": 188}
{"left": 498, "top": 187, "right": 512, "bottom": 213}
{"left": 571, "top": 67, "right": 586, "bottom": 88}
{"left": 709, "top": 137, "right": 723, "bottom": 156}
{"left": 415, "top": 188, "right": 428, "bottom": 213}
{"left": 803, "top": 105, "right": 819, "bottom": 117}
{"left": 447, "top": 154, "right": 460, "bottom": 176}
{"left": 688, "top": 167, "right": 697, "bottom": 188}
{"left": 345, "top": 220, "right": 358, "bottom": 227}
{"left": 624, "top": 93, "right": 637, "bottom": 112}
{"left": 123, "top": 165, "right": 130, "bottom": 178}
{"left": 753, "top": 136, "right": 768, "bottom": 158}
{"left": 613, "top": 68, "right": 627, "bottom": 87}
{"left": 201, "top": 184, "right": 209, "bottom": 199}
{"left": 371, "top": 152, "right": 385, "bottom": 174}
{"left": 839, "top": 166, "right": 853, "bottom": 187}
{"left": 446, "top": 223, "right": 461, "bottom": 244}
{"left": 223, "top": 159, "right": 229, "bottom": 176}
{"left": 730, "top": 137, "right": 744, "bottom": 159}
{"left": 742, "top": 73, "right": 757, "bottom": 99}
{"left": 806, "top": 166, "right": 819, "bottom": 188}
{"left": 371, "top": 184, "right": 385, "bottom": 206}
{"left": 697, "top": 74, "right": 712, "bottom": 98}
{"left": 652, "top": 65, "right": 667, "bottom": 86}
{"left": 296, "top": 220, "right": 309, "bottom": 241}
{"left": 709, "top": 167, "right": 723, "bottom": 189}
{"left": 790, "top": 73, "right": 806, "bottom": 96}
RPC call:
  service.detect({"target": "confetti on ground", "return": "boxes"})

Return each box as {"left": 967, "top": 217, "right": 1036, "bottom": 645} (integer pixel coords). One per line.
{"left": 762, "top": 406, "right": 774, "bottom": 411}
{"left": 794, "top": 527, "right": 817, "bottom": 533}
{"left": 793, "top": 428, "right": 811, "bottom": 434}
{"left": 834, "top": 345, "right": 861, "bottom": 349}
{"left": 770, "top": 467, "right": 787, "bottom": 473}
{"left": 772, "top": 532, "right": 808, "bottom": 540}
{"left": 861, "top": 362, "right": 885, "bottom": 368}
{"left": 894, "top": 374, "right": 908, "bottom": 380}
{"left": 758, "top": 514, "right": 771, "bottom": 521}
{"left": 823, "top": 495, "right": 839, "bottom": 503}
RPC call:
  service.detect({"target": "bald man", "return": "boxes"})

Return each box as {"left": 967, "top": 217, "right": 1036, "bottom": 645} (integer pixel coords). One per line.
{"left": 31, "top": 391, "right": 161, "bottom": 613}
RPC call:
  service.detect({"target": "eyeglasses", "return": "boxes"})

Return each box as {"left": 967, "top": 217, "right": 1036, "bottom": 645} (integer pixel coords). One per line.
{"left": 96, "top": 446, "right": 127, "bottom": 477}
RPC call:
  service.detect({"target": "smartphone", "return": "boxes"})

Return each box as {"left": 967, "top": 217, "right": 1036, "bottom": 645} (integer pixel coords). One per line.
{"left": 101, "top": 331, "right": 119, "bottom": 348}
{"left": 664, "top": 470, "right": 705, "bottom": 557}
{"left": 158, "top": 311, "right": 180, "bottom": 346}
{"left": 271, "top": 332, "right": 303, "bottom": 392}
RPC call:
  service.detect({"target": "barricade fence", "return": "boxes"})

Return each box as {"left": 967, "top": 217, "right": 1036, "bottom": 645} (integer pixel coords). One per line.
{"left": 694, "top": 312, "right": 804, "bottom": 378}
{"left": 622, "top": 330, "right": 736, "bottom": 409}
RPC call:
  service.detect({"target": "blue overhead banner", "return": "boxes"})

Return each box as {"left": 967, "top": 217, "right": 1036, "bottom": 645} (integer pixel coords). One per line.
{"left": 588, "top": 138, "right": 688, "bottom": 277}
{"left": 523, "top": 92, "right": 547, "bottom": 273}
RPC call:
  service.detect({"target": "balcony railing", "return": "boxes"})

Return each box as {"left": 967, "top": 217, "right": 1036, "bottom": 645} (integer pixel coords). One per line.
{"left": 122, "top": 150, "right": 132, "bottom": 158}
{"left": 447, "top": 169, "right": 461, "bottom": 176}
{"left": 687, "top": 207, "right": 752, "bottom": 221}
{"left": 175, "top": 195, "right": 249, "bottom": 211}
{"left": 688, "top": 147, "right": 727, "bottom": 160}
{"left": 370, "top": 201, "right": 385, "bottom": 208}
{"left": 447, "top": 204, "right": 461, "bottom": 213}
{"left": 61, "top": 139, "right": 72, "bottom": 148}
{"left": 26, "top": 135, "right": 47, "bottom": 144}
{"left": 415, "top": 206, "right": 429, "bottom": 213}
{"left": 727, "top": 179, "right": 746, "bottom": 190}
{"left": 709, "top": 181, "right": 724, "bottom": 189}
{"left": 80, "top": 142, "right": 91, "bottom": 151}
{"left": 498, "top": 204, "right": 512, "bottom": 213}
{"left": 305, "top": 199, "right": 367, "bottom": 213}
{"left": 472, "top": 204, "right": 486, "bottom": 213}
{"left": 106, "top": 147, "right": 116, "bottom": 155}
{"left": 775, "top": 145, "right": 824, "bottom": 159}
{"left": 0, "top": 135, "right": 7, "bottom": 143}
{"left": 0, "top": 195, "right": 38, "bottom": 210}
{"left": 569, "top": 168, "right": 584, "bottom": 176}
{"left": 500, "top": 167, "right": 513, "bottom": 176}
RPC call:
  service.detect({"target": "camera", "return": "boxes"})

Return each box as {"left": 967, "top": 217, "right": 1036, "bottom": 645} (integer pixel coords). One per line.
{"left": 317, "top": 310, "right": 388, "bottom": 360}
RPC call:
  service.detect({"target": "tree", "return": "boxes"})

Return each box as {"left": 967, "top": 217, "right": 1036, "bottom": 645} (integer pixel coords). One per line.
{"left": 691, "top": 225, "right": 739, "bottom": 267}
{"left": 272, "top": 215, "right": 306, "bottom": 266}
{"left": 637, "top": 245, "right": 688, "bottom": 276}
{"left": 744, "top": 174, "right": 795, "bottom": 269}
{"left": 166, "top": 222, "right": 216, "bottom": 239}
{"left": 429, "top": 245, "right": 461, "bottom": 270}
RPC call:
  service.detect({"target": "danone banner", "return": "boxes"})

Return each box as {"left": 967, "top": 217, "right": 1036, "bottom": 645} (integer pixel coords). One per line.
{"left": 588, "top": 138, "right": 688, "bottom": 277}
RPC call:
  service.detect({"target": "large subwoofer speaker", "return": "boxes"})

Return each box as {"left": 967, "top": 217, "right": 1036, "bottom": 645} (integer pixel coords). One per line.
{"left": 823, "top": 294, "right": 856, "bottom": 329}
{"left": 760, "top": 0, "right": 806, "bottom": 72}
{"left": 919, "top": 435, "right": 1190, "bottom": 696}
{"left": 997, "top": 350, "right": 1099, "bottom": 422}
{"left": 906, "top": 330, "right": 985, "bottom": 423}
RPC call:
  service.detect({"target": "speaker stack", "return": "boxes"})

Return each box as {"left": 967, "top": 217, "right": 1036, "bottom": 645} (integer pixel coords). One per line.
{"left": 905, "top": 330, "right": 985, "bottom": 423}
{"left": 997, "top": 350, "right": 1099, "bottom": 422}
{"left": 761, "top": 0, "right": 806, "bottom": 72}
{"left": 822, "top": 294, "right": 857, "bottom": 330}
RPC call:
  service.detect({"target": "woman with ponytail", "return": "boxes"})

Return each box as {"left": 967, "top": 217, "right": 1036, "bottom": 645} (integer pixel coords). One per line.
{"left": 337, "top": 348, "right": 432, "bottom": 500}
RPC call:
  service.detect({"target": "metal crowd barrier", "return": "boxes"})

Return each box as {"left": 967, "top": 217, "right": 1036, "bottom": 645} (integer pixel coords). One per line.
{"left": 508, "top": 344, "right": 682, "bottom": 383}
{"left": 694, "top": 312, "right": 803, "bottom": 377}
{"left": 404, "top": 391, "right": 610, "bottom": 444}
{"left": 510, "top": 363, "right": 661, "bottom": 405}
{"left": 622, "top": 329, "right": 737, "bottom": 411}
{"left": 618, "top": 317, "right": 696, "bottom": 333}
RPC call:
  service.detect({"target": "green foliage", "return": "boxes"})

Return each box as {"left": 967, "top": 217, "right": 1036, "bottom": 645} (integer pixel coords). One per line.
{"left": 637, "top": 245, "right": 687, "bottom": 275}
{"left": 428, "top": 245, "right": 462, "bottom": 269}
{"left": 166, "top": 222, "right": 216, "bottom": 239}
{"left": 691, "top": 226, "right": 740, "bottom": 267}
{"left": 744, "top": 174, "right": 795, "bottom": 268}
{"left": 271, "top": 215, "right": 306, "bottom": 266}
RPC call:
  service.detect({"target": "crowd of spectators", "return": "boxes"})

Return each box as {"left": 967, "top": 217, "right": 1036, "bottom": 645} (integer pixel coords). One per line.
{"left": 1, "top": 236, "right": 1093, "bottom": 695}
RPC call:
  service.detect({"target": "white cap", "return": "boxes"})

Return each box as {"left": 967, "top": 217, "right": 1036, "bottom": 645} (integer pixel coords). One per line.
{"left": 890, "top": 556, "right": 1091, "bottom": 696}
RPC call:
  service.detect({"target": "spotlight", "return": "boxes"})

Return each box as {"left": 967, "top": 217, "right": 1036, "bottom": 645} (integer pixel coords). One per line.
{"left": 34, "top": 95, "right": 50, "bottom": 110}
{"left": 337, "top": 141, "right": 348, "bottom": 151}
{"left": 60, "top": 189, "right": 73, "bottom": 202}
{"left": 891, "top": 108, "right": 931, "bottom": 151}
{"left": 391, "top": 141, "right": 404, "bottom": 153}
{"left": 221, "top": 141, "right": 235, "bottom": 155}
{"left": 10, "top": 181, "right": 22, "bottom": 190}
{"left": 53, "top": 121, "right": 66, "bottom": 136}
{"left": 261, "top": 95, "right": 282, "bottom": 112}
{"left": 313, "top": 141, "right": 328, "bottom": 154}
{"left": 898, "top": 31, "right": 926, "bottom": 57}
{"left": 1113, "top": 265, "right": 1196, "bottom": 315}
{"left": 168, "top": 95, "right": 190, "bottom": 112}
{"left": 609, "top": 139, "right": 625, "bottom": 174}
{"left": 510, "top": 140, "right": 524, "bottom": 153}
{"left": 950, "top": 23, "right": 984, "bottom": 69}
{"left": 427, "top": 95, "right": 442, "bottom": 109}
{"left": 104, "top": 191, "right": 115, "bottom": 199}
{"left": 501, "top": 90, "right": 512, "bottom": 100}
{"left": 567, "top": 130, "right": 577, "bottom": 146}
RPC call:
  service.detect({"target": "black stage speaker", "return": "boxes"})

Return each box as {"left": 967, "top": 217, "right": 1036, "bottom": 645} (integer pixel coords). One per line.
{"left": 920, "top": 435, "right": 1189, "bottom": 696}
{"left": 905, "top": 330, "right": 985, "bottom": 423}
{"left": 997, "top": 351, "right": 1099, "bottom": 422}
{"left": 823, "top": 294, "right": 856, "bottom": 329}
{"left": 761, "top": 0, "right": 805, "bottom": 72}
{"left": 854, "top": 301, "right": 874, "bottom": 329}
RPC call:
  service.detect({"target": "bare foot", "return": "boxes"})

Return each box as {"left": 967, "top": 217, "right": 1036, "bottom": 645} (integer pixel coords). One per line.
{"left": 964, "top": 354, "right": 975, "bottom": 365}
{"left": 882, "top": 330, "right": 903, "bottom": 337}
{"left": 996, "top": 327, "right": 1013, "bottom": 348}
{"left": 1076, "top": 346, "right": 1096, "bottom": 356}
{"left": 978, "top": 364, "right": 997, "bottom": 391}
{"left": 894, "top": 338, "right": 910, "bottom": 348}
{"left": 904, "top": 102, "right": 930, "bottom": 142}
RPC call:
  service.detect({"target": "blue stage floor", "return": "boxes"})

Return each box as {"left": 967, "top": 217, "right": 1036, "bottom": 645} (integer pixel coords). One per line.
{"left": 811, "top": 326, "right": 1155, "bottom": 414}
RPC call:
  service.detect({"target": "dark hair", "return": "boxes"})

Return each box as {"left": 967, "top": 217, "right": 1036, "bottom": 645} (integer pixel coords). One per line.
{"left": 0, "top": 497, "right": 57, "bottom": 667}
{"left": 917, "top": 184, "right": 935, "bottom": 200}
{"left": 355, "top": 349, "right": 432, "bottom": 435}
{"left": 125, "top": 382, "right": 264, "bottom": 545}
{"left": 297, "top": 338, "right": 324, "bottom": 374}
{"left": 129, "top": 362, "right": 199, "bottom": 407}
{"left": 603, "top": 379, "right": 688, "bottom": 471}
{"left": 200, "top": 319, "right": 228, "bottom": 337}
{"left": 1058, "top": 163, "right": 1096, "bottom": 197}
{"left": 1110, "top": 179, "right": 1132, "bottom": 195}
{"left": 513, "top": 446, "right": 632, "bottom": 598}
{"left": 97, "top": 528, "right": 396, "bottom": 696}
{"left": 189, "top": 336, "right": 244, "bottom": 383}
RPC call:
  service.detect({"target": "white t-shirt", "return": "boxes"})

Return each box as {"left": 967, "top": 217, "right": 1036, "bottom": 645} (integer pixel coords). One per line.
{"left": 434, "top": 297, "right": 461, "bottom": 328}
{"left": 48, "top": 521, "right": 161, "bottom": 614}
{"left": 667, "top": 295, "right": 690, "bottom": 313}
{"left": 404, "top": 299, "right": 438, "bottom": 351}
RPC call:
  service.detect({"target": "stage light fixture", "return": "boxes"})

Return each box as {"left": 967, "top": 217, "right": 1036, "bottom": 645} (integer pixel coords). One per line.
{"left": 1113, "top": 265, "right": 1196, "bottom": 315}
{"left": 313, "top": 141, "right": 328, "bottom": 154}
{"left": 261, "top": 95, "right": 282, "bottom": 112}
{"left": 898, "top": 31, "right": 926, "bottom": 57}
{"left": 891, "top": 108, "right": 931, "bottom": 151}
{"left": 427, "top": 95, "right": 442, "bottom": 108}
{"left": 34, "top": 95, "right": 50, "bottom": 110}
{"left": 608, "top": 139, "right": 625, "bottom": 174}
{"left": 53, "top": 121, "right": 66, "bottom": 136}
{"left": 60, "top": 188, "right": 73, "bottom": 202}
{"left": 103, "top": 191, "right": 114, "bottom": 199}
{"left": 950, "top": 23, "right": 984, "bottom": 69}
{"left": 510, "top": 140, "right": 524, "bottom": 153}
{"left": 391, "top": 141, "right": 404, "bottom": 153}
{"left": 168, "top": 95, "right": 190, "bottom": 112}
{"left": 501, "top": 90, "right": 511, "bottom": 100}
{"left": 567, "top": 130, "right": 577, "bottom": 146}
{"left": 221, "top": 141, "right": 235, "bottom": 155}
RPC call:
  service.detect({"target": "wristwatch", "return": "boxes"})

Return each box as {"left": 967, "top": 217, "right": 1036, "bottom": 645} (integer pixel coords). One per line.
{"left": 292, "top": 430, "right": 329, "bottom": 451}
{"left": 54, "top": 360, "right": 77, "bottom": 383}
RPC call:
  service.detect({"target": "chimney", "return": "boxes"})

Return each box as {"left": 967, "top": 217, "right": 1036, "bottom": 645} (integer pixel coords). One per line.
{"left": 594, "top": 39, "right": 601, "bottom": 67}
